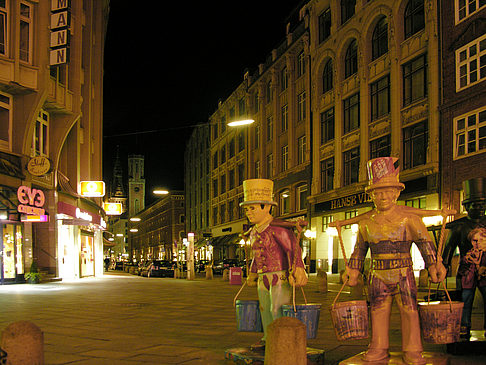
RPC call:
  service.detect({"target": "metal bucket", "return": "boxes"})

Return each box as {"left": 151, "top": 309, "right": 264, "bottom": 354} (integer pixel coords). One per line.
{"left": 235, "top": 299, "right": 263, "bottom": 332}
{"left": 282, "top": 303, "right": 322, "bottom": 339}
{"left": 330, "top": 300, "right": 369, "bottom": 341}
{"left": 418, "top": 301, "right": 464, "bottom": 344}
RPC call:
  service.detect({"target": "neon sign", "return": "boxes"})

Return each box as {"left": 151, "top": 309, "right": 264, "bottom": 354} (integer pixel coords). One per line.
{"left": 17, "top": 186, "right": 45, "bottom": 216}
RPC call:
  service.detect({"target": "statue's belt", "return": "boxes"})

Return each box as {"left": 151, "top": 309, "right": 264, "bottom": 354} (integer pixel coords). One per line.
{"left": 371, "top": 257, "right": 413, "bottom": 270}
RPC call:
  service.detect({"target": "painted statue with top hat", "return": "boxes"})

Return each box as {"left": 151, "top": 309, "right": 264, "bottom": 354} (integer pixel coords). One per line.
{"left": 240, "top": 178, "right": 308, "bottom": 351}
{"left": 341, "top": 157, "right": 447, "bottom": 364}
{"left": 442, "top": 177, "right": 486, "bottom": 339}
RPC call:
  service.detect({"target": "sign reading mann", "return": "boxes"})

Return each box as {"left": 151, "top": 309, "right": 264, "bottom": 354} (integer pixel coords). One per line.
{"left": 50, "top": 0, "right": 71, "bottom": 66}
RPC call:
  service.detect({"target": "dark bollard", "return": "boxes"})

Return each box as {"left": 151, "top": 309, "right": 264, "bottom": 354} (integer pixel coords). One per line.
{"left": 1, "top": 321, "right": 44, "bottom": 364}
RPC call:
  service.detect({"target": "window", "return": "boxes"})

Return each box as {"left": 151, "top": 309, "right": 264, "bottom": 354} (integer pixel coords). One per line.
{"left": 266, "top": 154, "right": 273, "bottom": 178}
{"left": 370, "top": 134, "right": 391, "bottom": 159}
{"left": 403, "top": 120, "right": 428, "bottom": 169}
{"left": 0, "top": 1, "right": 8, "bottom": 55}
{"left": 297, "top": 92, "right": 306, "bottom": 121}
{"left": 229, "top": 138, "right": 235, "bottom": 158}
{"left": 456, "top": 0, "right": 486, "bottom": 22}
{"left": 456, "top": 34, "right": 486, "bottom": 91}
{"left": 0, "top": 92, "right": 11, "bottom": 149}
{"left": 281, "top": 67, "right": 288, "bottom": 91}
{"left": 345, "top": 39, "right": 358, "bottom": 78}
{"left": 322, "top": 215, "right": 334, "bottom": 231}
{"left": 280, "top": 189, "right": 290, "bottom": 214}
{"left": 229, "top": 169, "right": 235, "bottom": 190}
{"left": 319, "top": 8, "right": 331, "bottom": 43}
{"left": 321, "top": 107, "right": 335, "bottom": 144}
{"left": 298, "top": 135, "right": 306, "bottom": 164}
{"left": 454, "top": 107, "right": 486, "bottom": 158}
{"left": 229, "top": 107, "right": 235, "bottom": 120}
{"left": 282, "top": 145, "right": 289, "bottom": 172}
{"left": 267, "top": 116, "right": 273, "bottom": 141}
{"left": 297, "top": 51, "right": 306, "bottom": 77}
{"left": 213, "top": 179, "right": 218, "bottom": 197}
{"left": 281, "top": 104, "right": 288, "bottom": 132}
{"left": 255, "top": 160, "right": 260, "bottom": 178}
{"left": 343, "top": 147, "right": 360, "bottom": 185}
{"left": 32, "top": 110, "right": 49, "bottom": 156}
{"left": 228, "top": 200, "right": 234, "bottom": 221}
{"left": 212, "top": 123, "right": 218, "bottom": 141}
{"left": 341, "top": 0, "right": 356, "bottom": 24}
{"left": 322, "top": 59, "right": 333, "bottom": 93}
{"left": 238, "top": 163, "right": 245, "bottom": 185}
{"left": 19, "top": 2, "right": 32, "bottom": 63}
{"left": 344, "top": 210, "right": 358, "bottom": 229}
{"left": 403, "top": 54, "right": 427, "bottom": 106}
{"left": 253, "top": 92, "right": 259, "bottom": 113}
{"left": 405, "top": 197, "right": 426, "bottom": 209}
{"left": 255, "top": 124, "right": 260, "bottom": 148}
{"left": 404, "top": 0, "right": 424, "bottom": 39}
{"left": 239, "top": 98, "right": 246, "bottom": 116}
{"left": 321, "top": 157, "right": 334, "bottom": 192}
{"left": 213, "top": 207, "right": 218, "bottom": 225}
{"left": 370, "top": 75, "right": 390, "bottom": 120}
{"left": 220, "top": 116, "right": 226, "bottom": 134}
{"left": 266, "top": 81, "right": 272, "bottom": 104}
{"left": 220, "top": 145, "right": 226, "bottom": 164}
{"left": 220, "top": 204, "right": 226, "bottom": 223}
{"left": 372, "top": 17, "right": 388, "bottom": 60}
{"left": 297, "top": 184, "right": 308, "bottom": 211}
{"left": 343, "top": 93, "right": 360, "bottom": 134}
{"left": 220, "top": 174, "right": 226, "bottom": 194}
{"left": 238, "top": 132, "right": 244, "bottom": 152}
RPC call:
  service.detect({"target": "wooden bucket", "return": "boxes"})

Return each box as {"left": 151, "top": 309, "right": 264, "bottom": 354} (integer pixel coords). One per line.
{"left": 235, "top": 299, "right": 263, "bottom": 332}
{"left": 418, "top": 300, "right": 463, "bottom": 344}
{"left": 330, "top": 280, "right": 369, "bottom": 341}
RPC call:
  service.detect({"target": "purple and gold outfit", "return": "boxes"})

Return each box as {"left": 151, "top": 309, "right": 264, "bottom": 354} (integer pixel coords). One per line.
{"left": 349, "top": 211, "right": 438, "bottom": 353}
{"left": 248, "top": 219, "right": 305, "bottom": 340}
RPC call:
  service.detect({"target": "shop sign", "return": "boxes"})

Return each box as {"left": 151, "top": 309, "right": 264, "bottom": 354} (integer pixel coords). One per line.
{"left": 27, "top": 156, "right": 51, "bottom": 176}
{"left": 75, "top": 208, "right": 92, "bottom": 222}
{"left": 79, "top": 181, "right": 105, "bottom": 197}
{"left": 17, "top": 186, "right": 45, "bottom": 215}
{"left": 50, "top": 0, "right": 70, "bottom": 66}
{"left": 103, "top": 202, "right": 122, "bottom": 215}
{"left": 316, "top": 191, "right": 373, "bottom": 212}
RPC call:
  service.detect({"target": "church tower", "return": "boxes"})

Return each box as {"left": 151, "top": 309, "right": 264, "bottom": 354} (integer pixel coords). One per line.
{"left": 108, "top": 146, "right": 127, "bottom": 213}
{"left": 128, "top": 154, "right": 145, "bottom": 216}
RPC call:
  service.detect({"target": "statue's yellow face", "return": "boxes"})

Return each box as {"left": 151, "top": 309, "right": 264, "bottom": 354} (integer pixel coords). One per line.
{"left": 243, "top": 204, "right": 272, "bottom": 225}
{"left": 370, "top": 187, "right": 400, "bottom": 212}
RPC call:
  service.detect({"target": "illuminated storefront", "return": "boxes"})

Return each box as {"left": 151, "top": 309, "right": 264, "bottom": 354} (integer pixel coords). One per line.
{"left": 57, "top": 200, "right": 105, "bottom": 280}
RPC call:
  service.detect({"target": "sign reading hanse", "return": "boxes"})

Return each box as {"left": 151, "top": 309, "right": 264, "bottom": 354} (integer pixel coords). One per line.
{"left": 17, "top": 186, "right": 46, "bottom": 216}
{"left": 79, "top": 181, "right": 105, "bottom": 197}
{"left": 103, "top": 202, "right": 122, "bottom": 215}
{"left": 27, "top": 156, "right": 51, "bottom": 176}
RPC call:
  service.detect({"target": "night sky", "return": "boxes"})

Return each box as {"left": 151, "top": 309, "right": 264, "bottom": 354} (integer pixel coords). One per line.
{"left": 102, "top": 1, "right": 304, "bottom": 203}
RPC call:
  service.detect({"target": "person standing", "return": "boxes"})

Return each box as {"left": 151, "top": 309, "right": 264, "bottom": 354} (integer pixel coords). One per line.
{"left": 344, "top": 157, "right": 446, "bottom": 365}
{"left": 241, "top": 179, "right": 308, "bottom": 351}
{"left": 442, "top": 178, "right": 486, "bottom": 338}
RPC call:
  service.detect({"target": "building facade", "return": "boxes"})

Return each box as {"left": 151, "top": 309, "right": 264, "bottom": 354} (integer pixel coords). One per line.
{"left": 440, "top": 0, "right": 486, "bottom": 213}
{"left": 0, "top": 0, "right": 109, "bottom": 283}
{"left": 129, "top": 192, "right": 185, "bottom": 263}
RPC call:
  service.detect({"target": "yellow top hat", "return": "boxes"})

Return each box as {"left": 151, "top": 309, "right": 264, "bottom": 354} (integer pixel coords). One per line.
{"left": 365, "top": 157, "right": 405, "bottom": 192}
{"left": 240, "top": 179, "right": 278, "bottom": 206}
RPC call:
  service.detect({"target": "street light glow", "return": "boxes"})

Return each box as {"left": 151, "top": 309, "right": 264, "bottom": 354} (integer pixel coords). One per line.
{"left": 153, "top": 189, "right": 169, "bottom": 195}
{"left": 227, "top": 119, "right": 255, "bottom": 127}
{"left": 129, "top": 217, "right": 141, "bottom": 222}
{"left": 129, "top": 228, "right": 138, "bottom": 233}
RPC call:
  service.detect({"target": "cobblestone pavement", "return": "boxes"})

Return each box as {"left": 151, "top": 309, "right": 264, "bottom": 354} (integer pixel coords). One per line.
{"left": 0, "top": 271, "right": 484, "bottom": 364}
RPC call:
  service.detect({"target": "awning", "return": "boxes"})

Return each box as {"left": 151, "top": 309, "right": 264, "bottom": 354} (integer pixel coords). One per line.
{"left": 195, "top": 238, "right": 210, "bottom": 248}
{"left": 210, "top": 233, "right": 240, "bottom": 247}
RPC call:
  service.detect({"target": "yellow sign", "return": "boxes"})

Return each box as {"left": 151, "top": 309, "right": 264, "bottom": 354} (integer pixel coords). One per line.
{"left": 79, "top": 181, "right": 105, "bottom": 197}
{"left": 103, "top": 202, "right": 122, "bottom": 215}
{"left": 27, "top": 156, "right": 51, "bottom": 176}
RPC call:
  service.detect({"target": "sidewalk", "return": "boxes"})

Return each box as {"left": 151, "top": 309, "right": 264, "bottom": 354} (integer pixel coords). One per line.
{"left": 0, "top": 271, "right": 483, "bottom": 364}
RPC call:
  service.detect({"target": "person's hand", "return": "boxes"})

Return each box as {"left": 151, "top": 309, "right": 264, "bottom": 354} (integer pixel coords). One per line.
{"left": 289, "top": 267, "right": 308, "bottom": 287}
{"left": 246, "top": 272, "right": 258, "bottom": 287}
{"left": 342, "top": 266, "right": 360, "bottom": 286}
{"left": 428, "top": 261, "right": 447, "bottom": 283}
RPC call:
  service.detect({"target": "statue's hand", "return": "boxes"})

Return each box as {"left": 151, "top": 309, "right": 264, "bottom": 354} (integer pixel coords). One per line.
{"left": 343, "top": 266, "right": 360, "bottom": 287}
{"left": 289, "top": 267, "right": 308, "bottom": 287}
{"left": 246, "top": 272, "right": 258, "bottom": 287}
{"left": 428, "top": 261, "right": 447, "bottom": 283}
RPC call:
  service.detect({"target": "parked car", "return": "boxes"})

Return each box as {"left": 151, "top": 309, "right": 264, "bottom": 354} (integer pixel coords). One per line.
{"left": 113, "top": 261, "right": 124, "bottom": 271}
{"left": 196, "top": 260, "right": 211, "bottom": 273}
{"left": 142, "top": 260, "right": 175, "bottom": 278}
{"left": 212, "top": 258, "right": 239, "bottom": 275}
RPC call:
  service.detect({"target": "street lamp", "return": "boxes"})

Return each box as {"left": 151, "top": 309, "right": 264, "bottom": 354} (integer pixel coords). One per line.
{"left": 227, "top": 119, "right": 255, "bottom": 127}
{"left": 153, "top": 189, "right": 169, "bottom": 195}
{"left": 227, "top": 118, "right": 255, "bottom": 181}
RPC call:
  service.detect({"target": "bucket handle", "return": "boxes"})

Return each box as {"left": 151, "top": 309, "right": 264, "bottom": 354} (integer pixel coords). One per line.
{"left": 291, "top": 283, "right": 308, "bottom": 312}
{"left": 331, "top": 278, "right": 350, "bottom": 308}
{"left": 233, "top": 281, "right": 247, "bottom": 308}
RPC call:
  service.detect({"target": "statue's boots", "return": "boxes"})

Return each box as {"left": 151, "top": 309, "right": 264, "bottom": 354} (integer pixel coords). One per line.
{"left": 362, "top": 348, "right": 389, "bottom": 362}
{"left": 363, "top": 299, "right": 391, "bottom": 362}
{"left": 402, "top": 351, "right": 426, "bottom": 365}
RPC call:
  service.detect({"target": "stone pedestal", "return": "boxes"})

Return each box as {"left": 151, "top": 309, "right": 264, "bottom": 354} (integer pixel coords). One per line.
{"left": 205, "top": 265, "right": 213, "bottom": 280}
{"left": 265, "top": 317, "right": 306, "bottom": 365}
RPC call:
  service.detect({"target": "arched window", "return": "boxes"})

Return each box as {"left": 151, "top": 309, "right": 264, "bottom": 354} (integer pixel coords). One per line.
{"left": 404, "top": 0, "right": 424, "bottom": 39}
{"left": 345, "top": 39, "right": 358, "bottom": 78}
{"left": 372, "top": 16, "right": 388, "bottom": 60}
{"left": 322, "top": 59, "right": 333, "bottom": 93}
